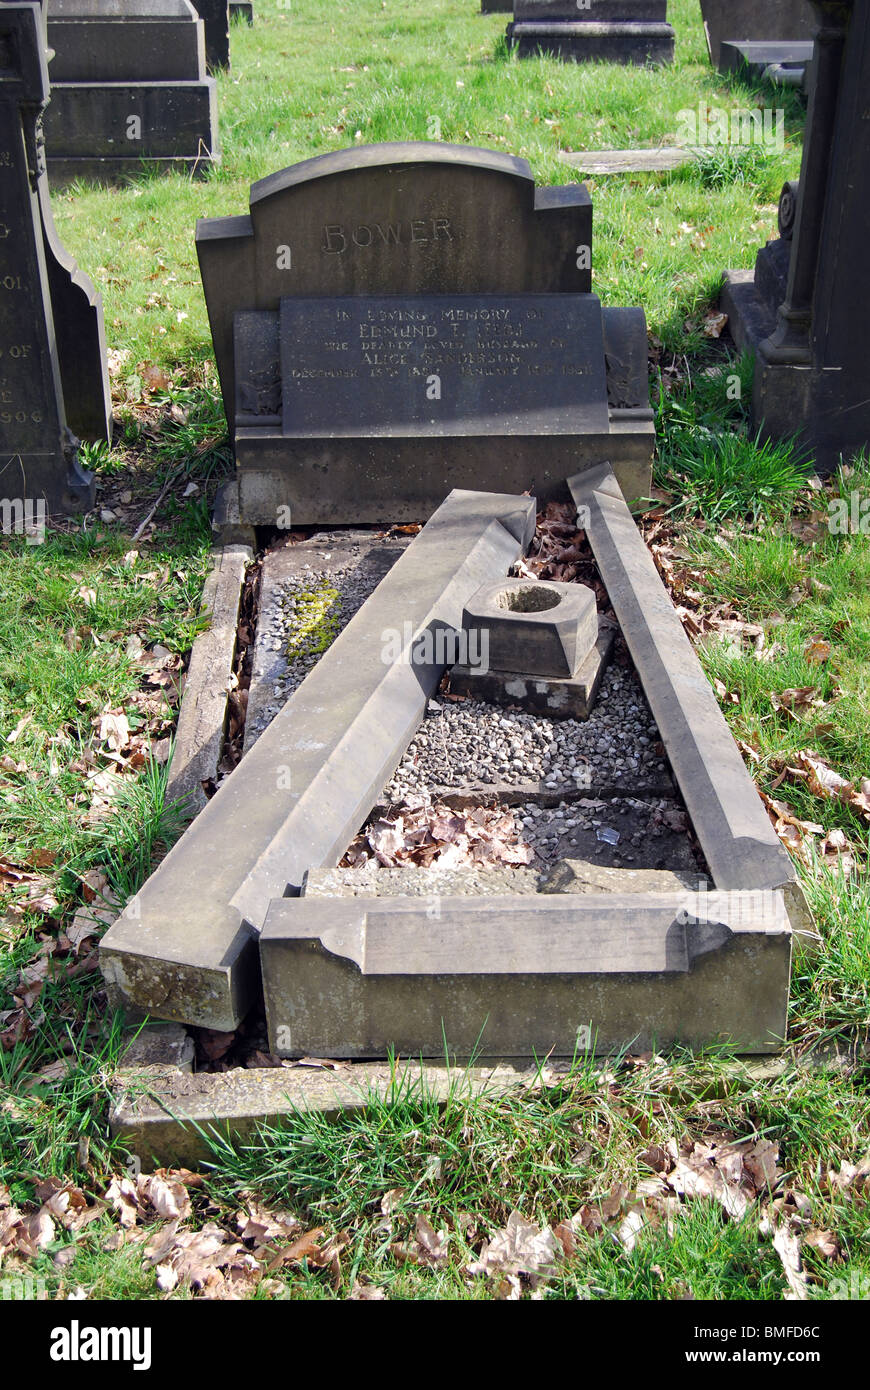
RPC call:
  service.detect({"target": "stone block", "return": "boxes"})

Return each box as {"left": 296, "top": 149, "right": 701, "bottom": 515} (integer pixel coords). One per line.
{"left": 303, "top": 863, "right": 542, "bottom": 897}
{"left": 508, "top": 20, "right": 675, "bottom": 64}
{"left": 449, "top": 621, "right": 613, "bottom": 719}
{"left": 539, "top": 859, "right": 707, "bottom": 894}
{"left": 99, "top": 489, "right": 535, "bottom": 1031}
{"left": 260, "top": 890, "right": 792, "bottom": 1057}
{"left": 698, "top": 0, "right": 815, "bottom": 67}
{"left": 165, "top": 543, "right": 251, "bottom": 817}
{"left": 461, "top": 577, "right": 598, "bottom": 678}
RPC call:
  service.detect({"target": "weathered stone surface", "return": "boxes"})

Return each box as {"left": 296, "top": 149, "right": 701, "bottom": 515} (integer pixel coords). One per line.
{"left": 304, "top": 863, "right": 542, "bottom": 897}
{"left": 43, "top": 0, "right": 219, "bottom": 182}
{"left": 449, "top": 622, "right": 613, "bottom": 719}
{"left": 99, "top": 489, "right": 535, "bottom": 1031}
{"left": 559, "top": 147, "right": 699, "bottom": 175}
{"left": 539, "top": 859, "right": 707, "bottom": 895}
{"left": 514, "top": 0, "right": 668, "bottom": 17}
{"left": 462, "top": 577, "right": 598, "bottom": 678}
{"left": 0, "top": 2, "right": 106, "bottom": 518}
{"left": 196, "top": 143, "right": 654, "bottom": 523}
{"left": 110, "top": 1060, "right": 536, "bottom": 1166}
{"left": 260, "top": 890, "right": 792, "bottom": 1057}
{"left": 699, "top": 0, "right": 815, "bottom": 67}
{"left": 568, "top": 465, "right": 812, "bottom": 953}
{"left": 165, "top": 543, "right": 251, "bottom": 818}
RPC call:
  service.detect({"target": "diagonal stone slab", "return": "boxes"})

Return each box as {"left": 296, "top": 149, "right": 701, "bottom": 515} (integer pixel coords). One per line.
{"left": 100, "top": 489, "right": 535, "bottom": 1031}
{"left": 260, "top": 890, "right": 792, "bottom": 1057}
{"left": 568, "top": 464, "right": 810, "bottom": 938}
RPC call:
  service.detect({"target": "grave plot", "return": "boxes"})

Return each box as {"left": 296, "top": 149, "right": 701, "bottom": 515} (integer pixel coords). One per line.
{"left": 0, "top": 0, "right": 110, "bottom": 519}
{"left": 43, "top": 0, "right": 219, "bottom": 182}
{"left": 506, "top": 1, "right": 675, "bottom": 66}
{"left": 196, "top": 142, "right": 654, "bottom": 527}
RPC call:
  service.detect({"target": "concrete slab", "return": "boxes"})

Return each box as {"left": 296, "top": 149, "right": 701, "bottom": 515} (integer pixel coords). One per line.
{"left": 99, "top": 489, "right": 535, "bottom": 1031}
{"left": 559, "top": 148, "right": 700, "bottom": 175}
{"left": 260, "top": 890, "right": 792, "bottom": 1057}
{"left": 110, "top": 1060, "right": 539, "bottom": 1167}
{"left": 165, "top": 543, "right": 251, "bottom": 817}
{"left": 303, "top": 864, "right": 542, "bottom": 897}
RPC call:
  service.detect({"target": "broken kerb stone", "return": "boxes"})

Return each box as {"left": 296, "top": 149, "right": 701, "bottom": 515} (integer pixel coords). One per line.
{"left": 260, "top": 890, "right": 792, "bottom": 1057}
{"left": 461, "top": 577, "right": 598, "bottom": 679}
{"left": 568, "top": 463, "right": 812, "bottom": 946}
{"left": 99, "top": 489, "right": 535, "bottom": 1032}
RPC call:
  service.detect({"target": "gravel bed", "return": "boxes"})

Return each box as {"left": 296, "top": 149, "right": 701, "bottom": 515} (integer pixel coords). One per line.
{"left": 384, "top": 664, "right": 666, "bottom": 798}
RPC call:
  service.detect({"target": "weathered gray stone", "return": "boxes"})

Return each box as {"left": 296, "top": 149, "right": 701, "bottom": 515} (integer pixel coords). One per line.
{"left": 0, "top": 2, "right": 107, "bottom": 519}
{"left": 461, "top": 578, "right": 598, "bottom": 679}
{"left": 568, "top": 465, "right": 814, "bottom": 955}
{"left": 449, "top": 621, "right": 613, "bottom": 719}
{"left": 540, "top": 859, "right": 707, "bottom": 895}
{"left": 719, "top": 40, "right": 813, "bottom": 83}
{"left": 44, "top": 0, "right": 219, "bottom": 182}
{"left": 196, "top": 143, "right": 654, "bottom": 524}
{"left": 260, "top": 890, "right": 792, "bottom": 1057}
{"left": 303, "top": 863, "right": 542, "bottom": 898}
{"left": 99, "top": 489, "right": 535, "bottom": 1031}
{"left": 165, "top": 543, "right": 251, "bottom": 817}
{"left": 698, "top": 0, "right": 815, "bottom": 67}
{"left": 559, "top": 147, "right": 700, "bottom": 175}
{"left": 110, "top": 1060, "right": 536, "bottom": 1167}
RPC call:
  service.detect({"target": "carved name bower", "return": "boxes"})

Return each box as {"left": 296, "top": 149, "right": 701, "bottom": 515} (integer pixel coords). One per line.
{"left": 321, "top": 216, "right": 456, "bottom": 254}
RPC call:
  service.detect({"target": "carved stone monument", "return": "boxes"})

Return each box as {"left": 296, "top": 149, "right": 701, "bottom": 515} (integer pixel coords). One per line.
{"left": 196, "top": 142, "right": 654, "bottom": 527}
{"left": 721, "top": 1, "right": 870, "bottom": 471}
{"left": 0, "top": 0, "right": 109, "bottom": 517}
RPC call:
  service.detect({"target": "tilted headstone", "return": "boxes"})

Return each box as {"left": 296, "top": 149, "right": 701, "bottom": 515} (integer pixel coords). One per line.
{"left": 0, "top": 0, "right": 109, "bottom": 519}
{"left": 507, "top": 0, "right": 674, "bottom": 65}
{"left": 43, "top": 0, "right": 218, "bottom": 181}
{"left": 196, "top": 142, "right": 654, "bottom": 526}
{"left": 698, "top": 0, "right": 814, "bottom": 69}
{"left": 721, "top": 0, "right": 870, "bottom": 470}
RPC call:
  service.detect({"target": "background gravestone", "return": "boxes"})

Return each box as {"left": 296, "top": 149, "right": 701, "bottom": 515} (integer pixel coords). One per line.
{"left": 0, "top": 0, "right": 109, "bottom": 516}
{"left": 189, "top": 0, "right": 229, "bottom": 71}
{"left": 721, "top": 0, "right": 870, "bottom": 472}
{"left": 507, "top": 0, "right": 674, "bottom": 65}
{"left": 197, "top": 142, "right": 654, "bottom": 527}
{"left": 699, "top": 0, "right": 814, "bottom": 69}
{"left": 43, "top": 0, "right": 219, "bottom": 182}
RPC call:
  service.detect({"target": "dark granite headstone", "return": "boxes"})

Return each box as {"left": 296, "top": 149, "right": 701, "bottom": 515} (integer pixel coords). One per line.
{"left": 699, "top": 0, "right": 814, "bottom": 69}
{"left": 43, "top": 0, "right": 218, "bottom": 181}
{"left": 228, "top": 0, "right": 251, "bottom": 21}
{"left": 0, "top": 1, "right": 108, "bottom": 516}
{"left": 507, "top": 0, "right": 674, "bottom": 64}
{"left": 721, "top": 0, "right": 870, "bottom": 471}
{"left": 196, "top": 142, "right": 654, "bottom": 525}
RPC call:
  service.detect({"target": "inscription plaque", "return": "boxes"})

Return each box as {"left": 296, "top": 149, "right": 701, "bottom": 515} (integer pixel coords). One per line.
{"left": 278, "top": 295, "right": 609, "bottom": 437}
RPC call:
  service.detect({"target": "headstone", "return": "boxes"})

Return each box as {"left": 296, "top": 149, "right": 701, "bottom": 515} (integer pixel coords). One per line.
{"left": 0, "top": 0, "right": 109, "bottom": 519}
{"left": 196, "top": 142, "right": 654, "bottom": 526}
{"left": 189, "top": 0, "right": 229, "bottom": 72}
{"left": 228, "top": 0, "right": 250, "bottom": 21}
{"left": 721, "top": 1, "right": 870, "bottom": 471}
{"left": 718, "top": 40, "right": 814, "bottom": 87}
{"left": 699, "top": 0, "right": 815, "bottom": 69}
{"left": 507, "top": 0, "right": 675, "bottom": 65}
{"left": 481, "top": 0, "right": 511, "bottom": 11}
{"left": 43, "top": 0, "right": 219, "bottom": 182}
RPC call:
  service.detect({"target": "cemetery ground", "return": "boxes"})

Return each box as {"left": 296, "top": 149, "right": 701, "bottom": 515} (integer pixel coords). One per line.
{"left": 0, "top": 0, "right": 868, "bottom": 1302}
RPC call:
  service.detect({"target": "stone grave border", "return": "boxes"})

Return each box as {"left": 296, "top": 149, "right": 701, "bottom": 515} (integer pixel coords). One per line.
{"left": 256, "top": 465, "right": 813, "bottom": 1061}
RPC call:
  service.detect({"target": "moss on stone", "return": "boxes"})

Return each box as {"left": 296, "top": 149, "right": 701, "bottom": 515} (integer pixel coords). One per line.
{"left": 285, "top": 582, "right": 341, "bottom": 664}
